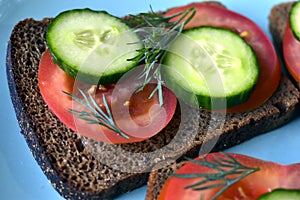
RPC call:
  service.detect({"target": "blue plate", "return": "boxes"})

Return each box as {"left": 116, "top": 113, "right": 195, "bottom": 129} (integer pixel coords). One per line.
{"left": 1, "top": 0, "right": 300, "bottom": 199}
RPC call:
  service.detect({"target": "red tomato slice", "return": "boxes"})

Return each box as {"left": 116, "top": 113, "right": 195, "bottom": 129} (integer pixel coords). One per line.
{"left": 283, "top": 20, "right": 300, "bottom": 83}
{"left": 159, "top": 152, "right": 300, "bottom": 200}
{"left": 38, "top": 50, "right": 177, "bottom": 144}
{"left": 165, "top": 3, "right": 281, "bottom": 113}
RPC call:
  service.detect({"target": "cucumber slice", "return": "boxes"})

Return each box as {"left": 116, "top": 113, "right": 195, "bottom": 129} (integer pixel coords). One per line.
{"left": 46, "top": 8, "right": 142, "bottom": 84}
{"left": 161, "top": 26, "right": 259, "bottom": 110}
{"left": 258, "top": 189, "right": 300, "bottom": 200}
{"left": 290, "top": 1, "right": 300, "bottom": 41}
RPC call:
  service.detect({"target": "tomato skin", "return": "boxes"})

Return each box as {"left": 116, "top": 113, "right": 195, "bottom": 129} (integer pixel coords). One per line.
{"left": 38, "top": 50, "right": 177, "bottom": 144}
{"left": 158, "top": 153, "right": 300, "bottom": 200}
{"left": 166, "top": 3, "right": 281, "bottom": 113}
{"left": 283, "top": 20, "right": 300, "bottom": 83}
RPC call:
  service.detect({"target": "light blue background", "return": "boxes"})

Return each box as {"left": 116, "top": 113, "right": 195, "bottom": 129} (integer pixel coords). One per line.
{"left": 0, "top": 0, "right": 299, "bottom": 199}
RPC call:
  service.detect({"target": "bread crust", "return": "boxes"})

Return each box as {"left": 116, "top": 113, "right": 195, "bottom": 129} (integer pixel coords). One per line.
{"left": 6, "top": 2, "right": 300, "bottom": 200}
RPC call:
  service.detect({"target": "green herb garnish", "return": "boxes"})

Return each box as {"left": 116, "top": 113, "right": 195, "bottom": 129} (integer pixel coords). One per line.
{"left": 126, "top": 6, "right": 196, "bottom": 106}
{"left": 63, "top": 89, "right": 129, "bottom": 140}
{"left": 171, "top": 152, "right": 259, "bottom": 200}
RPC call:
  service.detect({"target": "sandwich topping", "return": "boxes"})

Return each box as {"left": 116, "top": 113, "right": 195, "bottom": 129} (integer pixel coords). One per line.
{"left": 38, "top": 3, "right": 281, "bottom": 144}
{"left": 38, "top": 50, "right": 177, "bottom": 143}
{"left": 39, "top": 7, "right": 197, "bottom": 143}
{"left": 164, "top": 3, "right": 281, "bottom": 113}
{"left": 158, "top": 152, "right": 300, "bottom": 200}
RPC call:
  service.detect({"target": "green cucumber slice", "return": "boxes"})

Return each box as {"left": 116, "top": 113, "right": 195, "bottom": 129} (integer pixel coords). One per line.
{"left": 290, "top": 1, "right": 300, "bottom": 41}
{"left": 258, "top": 189, "right": 300, "bottom": 200}
{"left": 161, "top": 26, "right": 259, "bottom": 110}
{"left": 46, "top": 8, "right": 142, "bottom": 84}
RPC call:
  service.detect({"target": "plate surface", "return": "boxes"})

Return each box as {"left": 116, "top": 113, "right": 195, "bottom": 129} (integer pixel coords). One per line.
{"left": 0, "top": 0, "right": 299, "bottom": 199}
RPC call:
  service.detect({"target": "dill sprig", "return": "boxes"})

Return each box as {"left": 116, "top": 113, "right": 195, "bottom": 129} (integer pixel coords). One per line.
{"left": 171, "top": 152, "right": 259, "bottom": 200}
{"left": 63, "top": 89, "right": 129, "bottom": 140}
{"left": 126, "top": 6, "right": 196, "bottom": 106}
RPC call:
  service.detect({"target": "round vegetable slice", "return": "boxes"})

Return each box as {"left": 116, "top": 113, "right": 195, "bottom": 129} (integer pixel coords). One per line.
{"left": 159, "top": 152, "right": 300, "bottom": 200}
{"left": 38, "top": 50, "right": 177, "bottom": 144}
{"left": 162, "top": 26, "right": 259, "bottom": 110}
{"left": 165, "top": 3, "right": 281, "bottom": 112}
{"left": 46, "top": 8, "right": 142, "bottom": 85}
{"left": 283, "top": 15, "right": 300, "bottom": 83}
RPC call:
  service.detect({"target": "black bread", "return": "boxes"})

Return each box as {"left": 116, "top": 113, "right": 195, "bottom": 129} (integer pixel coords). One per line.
{"left": 6, "top": 2, "right": 300, "bottom": 200}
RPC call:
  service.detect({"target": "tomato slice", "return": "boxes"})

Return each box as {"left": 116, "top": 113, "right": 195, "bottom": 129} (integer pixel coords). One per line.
{"left": 38, "top": 50, "right": 177, "bottom": 144}
{"left": 165, "top": 3, "right": 281, "bottom": 113}
{"left": 159, "top": 152, "right": 300, "bottom": 200}
{"left": 283, "top": 20, "right": 300, "bottom": 83}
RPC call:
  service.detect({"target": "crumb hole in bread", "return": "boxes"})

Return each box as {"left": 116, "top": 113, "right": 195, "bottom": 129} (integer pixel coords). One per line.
{"left": 75, "top": 139, "right": 85, "bottom": 152}
{"left": 273, "top": 102, "right": 286, "bottom": 113}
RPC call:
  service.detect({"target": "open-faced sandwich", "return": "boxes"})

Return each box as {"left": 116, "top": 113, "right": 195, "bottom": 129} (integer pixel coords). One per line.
{"left": 6, "top": 1, "right": 300, "bottom": 199}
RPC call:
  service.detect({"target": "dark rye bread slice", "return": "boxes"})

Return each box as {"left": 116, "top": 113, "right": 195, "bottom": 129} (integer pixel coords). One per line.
{"left": 6, "top": 2, "right": 300, "bottom": 200}
{"left": 269, "top": 1, "right": 300, "bottom": 89}
{"left": 7, "top": 18, "right": 150, "bottom": 200}
{"left": 4, "top": 18, "right": 196, "bottom": 200}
